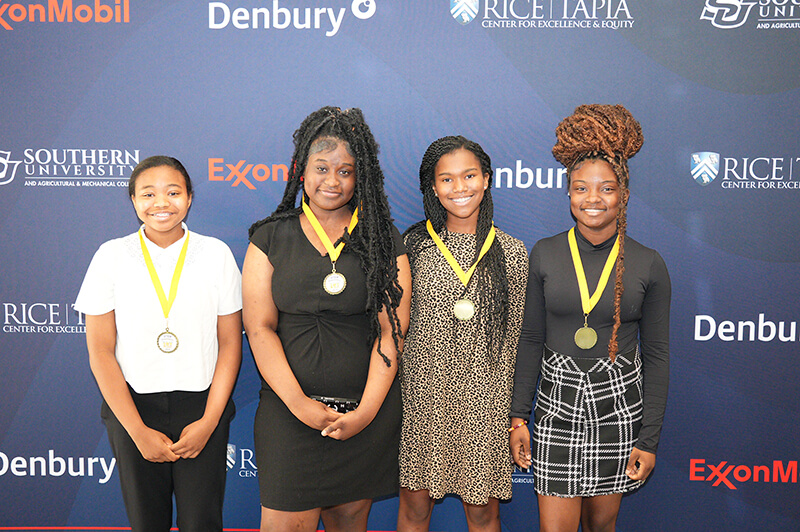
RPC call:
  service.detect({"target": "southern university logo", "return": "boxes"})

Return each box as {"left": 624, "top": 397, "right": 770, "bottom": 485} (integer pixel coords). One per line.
{"left": 700, "top": 0, "right": 757, "bottom": 29}
{"left": 0, "top": 150, "right": 21, "bottom": 185}
{"left": 451, "top": 0, "right": 479, "bottom": 25}
{"left": 691, "top": 152, "right": 720, "bottom": 186}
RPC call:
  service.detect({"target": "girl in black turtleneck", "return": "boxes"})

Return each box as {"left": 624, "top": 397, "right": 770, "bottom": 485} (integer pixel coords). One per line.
{"left": 510, "top": 104, "right": 671, "bottom": 532}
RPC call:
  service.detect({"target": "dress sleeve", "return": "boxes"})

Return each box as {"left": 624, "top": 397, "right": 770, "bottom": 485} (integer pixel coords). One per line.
{"left": 249, "top": 220, "right": 276, "bottom": 256}
{"left": 635, "top": 250, "right": 671, "bottom": 454}
{"left": 73, "top": 242, "right": 116, "bottom": 316}
{"left": 510, "top": 243, "right": 546, "bottom": 420}
{"left": 391, "top": 224, "right": 407, "bottom": 257}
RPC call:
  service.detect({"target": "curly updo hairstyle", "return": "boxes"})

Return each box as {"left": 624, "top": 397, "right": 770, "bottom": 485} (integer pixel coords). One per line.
{"left": 404, "top": 135, "right": 510, "bottom": 362}
{"left": 552, "top": 104, "right": 644, "bottom": 361}
{"left": 249, "top": 106, "right": 403, "bottom": 366}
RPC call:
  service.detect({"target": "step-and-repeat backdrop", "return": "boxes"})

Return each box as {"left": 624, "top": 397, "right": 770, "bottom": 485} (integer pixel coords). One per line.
{"left": 1, "top": 1, "right": 798, "bottom": 530}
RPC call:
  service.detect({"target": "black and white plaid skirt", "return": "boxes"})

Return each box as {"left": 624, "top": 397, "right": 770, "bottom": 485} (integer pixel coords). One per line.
{"left": 533, "top": 346, "right": 644, "bottom": 497}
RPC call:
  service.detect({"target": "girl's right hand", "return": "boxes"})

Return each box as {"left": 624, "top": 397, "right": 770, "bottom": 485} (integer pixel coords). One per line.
{"left": 132, "top": 426, "right": 180, "bottom": 463}
{"left": 509, "top": 417, "right": 532, "bottom": 469}
{"left": 292, "top": 397, "right": 343, "bottom": 431}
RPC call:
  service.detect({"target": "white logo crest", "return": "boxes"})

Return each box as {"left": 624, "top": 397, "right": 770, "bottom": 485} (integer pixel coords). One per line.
{"left": 451, "top": 0, "right": 479, "bottom": 25}
{"left": 691, "top": 152, "right": 720, "bottom": 186}
{"left": 0, "top": 150, "right": 21, "bottom": 186}
{"left": 351, "top": 0, "right": 376, "bottom": 20}
{"left": 226, "top": 444, "right": 236, "bottom": 471}
{"left": 700, "top": 0, "right": 757, "bottom": 29}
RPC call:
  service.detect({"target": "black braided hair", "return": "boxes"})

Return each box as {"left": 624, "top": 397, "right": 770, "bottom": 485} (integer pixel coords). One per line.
{"left": 404, "top": 135, "right": 510, "bottom": 363}
{"left": 249, "top": 107, "right": 403, "bottom": 366}
{"left": 552, "top": 104, "right": 643, "bottom": 362}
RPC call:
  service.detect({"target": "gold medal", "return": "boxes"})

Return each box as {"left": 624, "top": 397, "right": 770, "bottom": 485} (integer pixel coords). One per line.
{"left": 139, "top": 228, "right": 190, "bottom": 355}
{"left": 426, "top": 220, "right": 496, "bottom": 321}
{"left": 453, "top": 299, "right": 476, "bottom": 321}
{"left": 301, "top": 200, "right": 358, "bottom": 297}
{"left": 574, "top": 326, "right": 597, "bottom": 350}
{"left": 157, "top": 330, "right": 179, "bottom": 353}
{"left": 323, "top": 271, "right": 347, "bottom": 295}
{"left": 568, "top": 228, "right": 619, "bottom": 351}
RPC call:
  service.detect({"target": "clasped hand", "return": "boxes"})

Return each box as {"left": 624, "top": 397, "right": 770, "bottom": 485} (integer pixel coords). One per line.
{"left": 293, "top": 397, "right": 370, "bottom": 441}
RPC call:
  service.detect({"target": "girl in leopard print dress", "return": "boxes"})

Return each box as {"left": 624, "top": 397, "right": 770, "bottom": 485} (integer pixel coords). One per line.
{"left": 398, "top": 136, "right": 528, "bottom": 532}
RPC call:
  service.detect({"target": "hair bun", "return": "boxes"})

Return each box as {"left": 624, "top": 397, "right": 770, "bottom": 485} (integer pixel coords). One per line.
{"left": 552, "top": 104, "right": 643, "bottom": 168}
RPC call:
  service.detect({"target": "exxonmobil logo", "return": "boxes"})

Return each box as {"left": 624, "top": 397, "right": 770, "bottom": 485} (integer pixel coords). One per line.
{"left": 0, "top": 0, "right": 130, "bottom": 31}
{"left": 690, "top": 459, "right": 797, "bottom": 490}
{"left": 208, "top": 158, "right": 289, "bottom": 190}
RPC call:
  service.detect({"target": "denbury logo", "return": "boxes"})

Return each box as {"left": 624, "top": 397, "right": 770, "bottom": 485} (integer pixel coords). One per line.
{"left": 208, "top": 0, "right": 377, "bottom": 37}
{"left": 694, "top": 313, "right": 797, "bottom": 343}
{"left": 690, "top": 459, "right": 797, "bottom": 490}
{"left": 0, "top": 449, "right": 116, "bottom": 484}
{"left": 0, "top": 150, "right": 21, "bottom": 185}
{"left": 0, "top": 0, "right": 130, "bottom": 31}
{"left": 208, "top": 158, "right": 289, "bottom": 190}
{"left": 494, "top": 160, "right": 567, "bottom": 190}
{"left": 700, "top": 0, "right": 757, "bottom": 29}
{"left": 691, "top": 152, "right": 719, "bottom": 186}
{"left": 451, "top": 0, "right": 478, "bottom": 25}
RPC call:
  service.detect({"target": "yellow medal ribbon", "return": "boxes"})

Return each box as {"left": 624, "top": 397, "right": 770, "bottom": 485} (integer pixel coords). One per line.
{"left": 139, "top": 227, "right": 190, "bottom": 321}
{"left": 426, "top": 220, "right": 496, "bottom": 287}
{"left": 301, "top": 199, "right": 359, "bottom": 263}
{"left": 567, "top": 227, "right": 619, "bottom": 316}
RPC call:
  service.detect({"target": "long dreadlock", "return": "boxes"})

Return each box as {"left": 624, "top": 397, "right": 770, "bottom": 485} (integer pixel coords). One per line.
{"left": 248, "top": 106, "right": 403, "bottom": 366}
{"left": 552, "top": 104, "right": 643, "bottom": 361}
{"left": 404, "top": 135, "right": 510, "bottom": 362}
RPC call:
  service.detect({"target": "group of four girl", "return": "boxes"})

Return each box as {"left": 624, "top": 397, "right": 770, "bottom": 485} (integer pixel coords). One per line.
{"left": 76, "top": 104, "right": 670, "bottom": 532}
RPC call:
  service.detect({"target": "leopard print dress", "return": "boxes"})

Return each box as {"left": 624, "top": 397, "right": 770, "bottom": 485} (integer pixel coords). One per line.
{"left": 399, "top": 228, "right": 528, "bottom": 505}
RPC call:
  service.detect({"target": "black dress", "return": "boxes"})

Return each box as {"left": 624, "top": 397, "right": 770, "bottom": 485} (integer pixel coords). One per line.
{"left": 250, "top": 216, "right": 404, "bottom": 511}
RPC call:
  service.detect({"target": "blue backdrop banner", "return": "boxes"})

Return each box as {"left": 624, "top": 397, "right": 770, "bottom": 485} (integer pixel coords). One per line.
{"left": 1, "top": 1, "right": 798, "bottom": 530}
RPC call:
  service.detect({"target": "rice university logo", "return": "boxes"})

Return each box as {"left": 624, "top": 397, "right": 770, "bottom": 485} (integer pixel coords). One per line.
{"left": 691, "top": 152, "right": 720, "bottom": 186}
{"left": 700, "top": 0, "right": 757, "bottom": 29}
{"left": 0, "top": 150, "right": 21, "bottom": 185}
{"left": 451, "top": 0, "right": 479, "bottom": 25}
{"left": 226, "top": 444, "right": 236, "bottom": 471}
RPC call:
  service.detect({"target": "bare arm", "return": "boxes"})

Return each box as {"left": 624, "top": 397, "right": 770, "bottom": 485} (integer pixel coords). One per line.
{"left": 241, "top": 243, "right": 342, "bottom": 430}
{"left": 322, "top": 254, "right": 412, "bottom": 440}
{"left": 171, "top": 310, "right": 242, "bottom": 459}
{"left": 85, "top": 312, "right": 179, "bottom": 462}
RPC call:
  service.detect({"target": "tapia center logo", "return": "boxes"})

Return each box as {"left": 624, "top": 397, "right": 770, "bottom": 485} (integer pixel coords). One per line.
{"left": 690, "top": 150, "right": 800, "bottom": 190}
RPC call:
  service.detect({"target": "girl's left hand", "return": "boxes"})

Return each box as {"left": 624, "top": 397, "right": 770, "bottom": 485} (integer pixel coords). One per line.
{"left": 171, "top": 418, "right": 216, "bottom": 459}
{"left": 626, "top": 448, "right": 656, "bottom": 481}
{"left": 320, "top": 409, "right": 372, "bottom": 441}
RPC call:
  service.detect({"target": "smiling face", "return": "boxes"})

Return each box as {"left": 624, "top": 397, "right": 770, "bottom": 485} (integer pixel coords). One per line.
{"left": 131, "top": 165, "right": 192, "bottom": 248}
{"left": 569, "top": 159, "right": 624, "bottom": 244}
{"left": 302, "top": 138, "right": 356, "bottom": 217}
{"left": 432, "top": 148, "right": 489, "bottom": 233}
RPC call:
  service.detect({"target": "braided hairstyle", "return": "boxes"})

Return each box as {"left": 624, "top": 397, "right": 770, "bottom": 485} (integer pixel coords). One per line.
{"left": 552, "top": 104, "right": 643, "bottom": 362}
{"left": 404, "top": 135, "right": 510, "bottom": 362}
{"left": 249, "top": 107, "right": 403, "bottom": 366}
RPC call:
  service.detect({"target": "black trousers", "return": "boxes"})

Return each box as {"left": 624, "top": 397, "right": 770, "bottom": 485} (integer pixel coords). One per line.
{"left": 102, "top": 386, "right": 235, "bottom": 532}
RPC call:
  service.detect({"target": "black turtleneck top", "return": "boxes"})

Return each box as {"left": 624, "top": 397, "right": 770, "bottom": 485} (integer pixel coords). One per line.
{"left": 511, "top": 228, "right": 671, "bottom": 453}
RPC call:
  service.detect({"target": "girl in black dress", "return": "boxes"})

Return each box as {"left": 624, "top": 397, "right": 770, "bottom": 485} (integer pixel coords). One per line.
{"left": 242, "top": 107, "right": 411, "bottom": 532}
{"left": 510, "top": 105, "right": 671, "bottom": 532}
